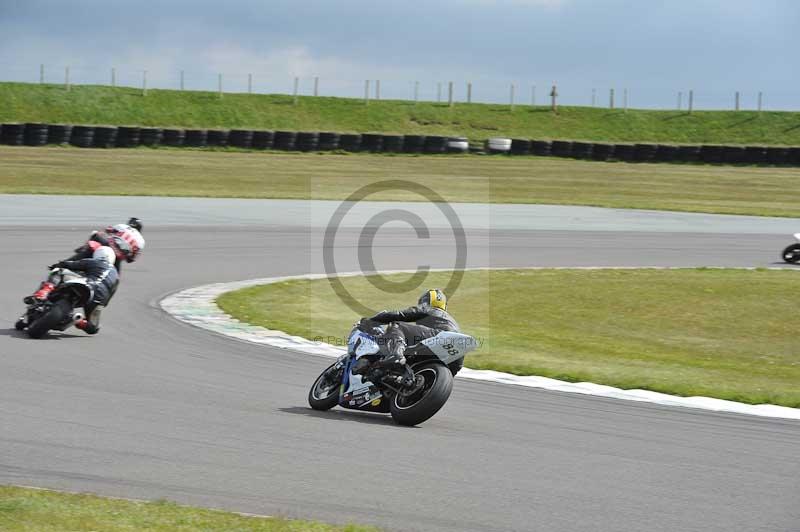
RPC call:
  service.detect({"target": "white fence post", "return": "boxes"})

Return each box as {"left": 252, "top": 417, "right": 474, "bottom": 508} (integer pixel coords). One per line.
{"left": 437, "top": 82, "right": 442, "bottom": 103}
{"left": 248, "top": 73, "right": 253, "bottom": 94}
{"left": 218, "top": 73, "right": 223, "bottom": 98}
{"left": 623, "top": 88, "right": 628, "bottom": 113}
{"left": 609, "top": 88, "right": 614, "bottom": 109}
{"left": 531, "top": 85, "right": 536, "bottom": 106}
{"left": 180, "top": 70, "right": 184, "bottom": 90}
{"left": 376, "top": 80, "right": 380, "bottom": 100}
{"left": 591, "top": 88, "right": 596, "bottom": 107}
{"left": 678, "top": 91, "right": 682, "bottom": 110}
{"left": 313, "top": 76, "right": 318, "bottom": 97}
{"left": 688, "top": 89, "right": 694, "bottom": 114}
{"left": 758, "top": 91, "right": 763, "bottom": 112}
{"left": 467, "top": 82, "right": 472, "bottom": 104}
{"left": 510, "top": 83, "right": 515, "bottom": 110}
{"left": 65, "top": 66, "right": 70, "bottom": 91}
{"left": 364, "top": 80, "right": 370, "bottom": 105}
{"left": 293, "top": 77, "right": 299, "bottom": 104}
{"left": 550, "top": 84, "right": 558, "bottom": 112}
{"left": 111, "top": 67, "right": 116, "bottom": 87}
{"left": 448, "top": 81, "right": 453, "bottom": 107}
{"left": 735, "top": 91, "right": 740, "bottom": 111}
{"left": 414, "top": 81, "right": 419, "bottom": 103}
{"left": 142, "top": 70, "right": 147, "bottom": 96}
{"left": 40, "top": 64, "right": 44, "bottom": 84}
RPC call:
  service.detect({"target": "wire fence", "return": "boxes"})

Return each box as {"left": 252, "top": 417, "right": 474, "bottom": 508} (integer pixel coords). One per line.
{"left": 0, "top": 62, "right": 795, "bottom": 112}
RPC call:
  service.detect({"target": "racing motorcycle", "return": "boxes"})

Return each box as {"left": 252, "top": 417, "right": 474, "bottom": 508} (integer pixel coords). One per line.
{"left": 781, "top": 233, "right": 800, "bottom": 264}
{"left": 15, "top": 267, "right": 91, "bottom": 338}
{"left": 308, "top": 320, "right": 478, "bottom": 426}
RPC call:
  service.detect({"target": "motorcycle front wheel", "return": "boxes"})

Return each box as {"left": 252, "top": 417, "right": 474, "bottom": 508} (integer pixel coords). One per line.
{"left": 390, "top": 362, "right": 453, "bottom": 426}
{"left": 27, "top": 299, "right": 71, "bottom": 339}
{"left": 782, "top": 244, "right": 800, "bottom": 264}
{"left": 308, "top": 363, "right": 342, "bottom": 411}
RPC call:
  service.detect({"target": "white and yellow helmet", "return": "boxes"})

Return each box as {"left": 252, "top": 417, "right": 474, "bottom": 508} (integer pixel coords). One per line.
{"left": 419, "top": 288, "right": 447, "bottom": 311}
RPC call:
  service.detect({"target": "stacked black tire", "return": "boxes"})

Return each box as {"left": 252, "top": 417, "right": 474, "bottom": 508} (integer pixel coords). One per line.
{"left": 23, "top": 123, "right": 49, "bottom": 146}
{"left": 116, "top": 127, "right": 141, "bottom": 147}
{"left": 229, "top": 130, "right": 254, "bottom": 149}
{"left": 48, "top": 124, "right": 73, "bottom": 145}
{"left": 274, "top": 131, "right": 297, "bottom": 150}
{"left": 163, "top": 128, "right": 186, "bottom": 147}
{"left": 185, "top": 129, "right": 208, "bottom": 147}
{"left": 318, "top": 132, "right": 340, "bottom": 151}
{"left": 2, "top": 124, "right": 25, "bottom": 145}
{"left": 4, "top": 121, "right": 800, "bottom": 167}
{"left": 70, "top": 126, "right": 94, "bottom": 148}
{"left": 296, "top": 132, "right": 319, "bottom": 151}
{"left": 93, "top": 127, "right": 118, "bottom": 148}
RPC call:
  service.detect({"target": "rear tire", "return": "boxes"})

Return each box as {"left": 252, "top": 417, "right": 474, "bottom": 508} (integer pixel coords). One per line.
{"left": 390, "top": 363, "right": 453, "bottom": 426}
{"left": 308, "top": 363, "right": 342, "bottom": 411}
{"left": 27, "top": 300, "right": 71, "bottom": 339}
{"left": 782, "top": 244, "right": 800, "bottom": 264}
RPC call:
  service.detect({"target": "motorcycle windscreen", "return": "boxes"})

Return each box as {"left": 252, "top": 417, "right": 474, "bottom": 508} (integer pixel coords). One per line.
{"left": 419, "top": 332, "right": 478, "bottom": 365}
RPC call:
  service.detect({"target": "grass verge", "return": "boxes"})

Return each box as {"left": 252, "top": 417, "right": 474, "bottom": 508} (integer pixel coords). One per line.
{"left": 2, "top": 82, "right": 800, "bottom": 145}
{"left": 2, "top": 146, "right": 800, "bottom": 216}
{"left": 0, "top": 485, "right": 377, "bottom": 532}
{"left": 217, "top": 268, "right": 800, "bottom": 408}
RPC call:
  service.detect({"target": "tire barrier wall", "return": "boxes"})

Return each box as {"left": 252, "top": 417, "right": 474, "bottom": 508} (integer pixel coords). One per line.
{"left": 2, "top": 123, "right": 800, "bottom": 166}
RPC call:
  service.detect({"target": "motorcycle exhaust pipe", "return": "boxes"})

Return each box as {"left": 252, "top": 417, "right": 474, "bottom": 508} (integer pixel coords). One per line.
{"left": 72, "top": 311, "right": 84, "bottom": 324}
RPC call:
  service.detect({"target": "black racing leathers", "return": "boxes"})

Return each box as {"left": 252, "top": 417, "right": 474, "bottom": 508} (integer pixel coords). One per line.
{"left": 57, "top": 258, "right": 119, "bottom": 334}
{"left": 370, "top": 305, "right": 460, "bottom": 334}
{"left": 369, "top": 305, "right": 462, "bottom": 373}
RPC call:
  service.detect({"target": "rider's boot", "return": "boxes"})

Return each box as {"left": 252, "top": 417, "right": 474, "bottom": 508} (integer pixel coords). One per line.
{"left": 23, "top": 282, "right": 55, "bottom": 305}
{"left": 375, "top": 331, "right": 407, "bottom": 370}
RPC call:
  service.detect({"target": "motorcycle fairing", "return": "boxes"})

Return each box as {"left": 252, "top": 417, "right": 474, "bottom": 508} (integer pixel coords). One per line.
{"left": 339, "top": 329, "right": 384, "bottom": 410}
{"left": 417, "top": 331, "right": 478, "bottom": 365}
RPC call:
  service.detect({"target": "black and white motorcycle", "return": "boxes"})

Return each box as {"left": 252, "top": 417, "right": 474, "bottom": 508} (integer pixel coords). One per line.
{"left": 15, "top": 267, "right": 91, "bottom": 338}
{"left": 782, "top": 233, "right": 800, "bottom": 264}
{"left": 308, "top": 321, "right": 477, "bottom": 426}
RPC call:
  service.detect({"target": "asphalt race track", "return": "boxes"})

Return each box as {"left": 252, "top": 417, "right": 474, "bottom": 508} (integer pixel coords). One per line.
{"left": 1, "top": 196, "right": 798, "bottom": 532}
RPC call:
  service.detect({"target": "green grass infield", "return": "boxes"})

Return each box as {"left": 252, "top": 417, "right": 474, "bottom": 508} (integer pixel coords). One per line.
{"left": 0, "top": 485, "right": 377, "bottom": 532}
{"left": 217, "top": 268, "right": 800, "bottom": 408}
{"left": 2, "top": 146, "right": 800, "bottom": 217}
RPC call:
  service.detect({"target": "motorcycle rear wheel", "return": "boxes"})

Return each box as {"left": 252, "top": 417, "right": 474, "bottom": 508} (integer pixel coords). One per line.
{"left": 308, "top": 363, "right": 342, "bottom": 411}
{"left": 27, "top": 300, "right": 71, "bottom": 339}
{"left": 390, "top": 362, "right": 453, "bottom": 426}
{"left": 782, "top": 244, "right": 800, "bottom": 264}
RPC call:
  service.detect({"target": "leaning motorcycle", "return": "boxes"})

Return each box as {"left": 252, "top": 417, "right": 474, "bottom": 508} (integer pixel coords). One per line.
{"left": 781, "top": 233, "right": 800, "bottom": 264}
{"left": 308, "top": 321, "right": 477, "bottom": 426}
{"left": 15, "top": 267, "right": 91, "bottom": 339}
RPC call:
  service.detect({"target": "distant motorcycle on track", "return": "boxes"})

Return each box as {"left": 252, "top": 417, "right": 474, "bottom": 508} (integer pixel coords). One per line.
{"left": 781, "top": 233, "right": 800, "bottom": 264}
{"left": 308, "top": 321, "right": 477, "bottom": 426}
{"left": 16, "top": 267, "right": 93, "bottom": 338}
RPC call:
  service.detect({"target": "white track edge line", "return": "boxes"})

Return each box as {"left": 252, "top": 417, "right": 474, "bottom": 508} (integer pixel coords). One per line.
{"left": 159, "top": 268, "right": 800, "bottom": 421}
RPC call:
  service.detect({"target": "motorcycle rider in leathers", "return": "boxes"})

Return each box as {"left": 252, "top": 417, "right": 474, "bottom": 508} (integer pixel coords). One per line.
{"left": 24, "top": 217, "right": 144, "bottom": 304}
{"left": 48, "top": 246, "right": 120, "bottom": 335}
{"left": 365, "top": 288, "right": 463, "bottom": 374}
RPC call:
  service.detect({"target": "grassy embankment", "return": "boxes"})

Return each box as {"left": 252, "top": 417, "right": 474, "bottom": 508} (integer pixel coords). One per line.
{"left": 0, "top": 485, "right": 377, "bottom": 532}
{"left": 2, "top": 82, "right": 800, "bottom": 145}
{"left": 2, "top": 146, "right": 800, "bottom": 217}
{"left": 217, "top": 269, "right": 800, "bottom": 408}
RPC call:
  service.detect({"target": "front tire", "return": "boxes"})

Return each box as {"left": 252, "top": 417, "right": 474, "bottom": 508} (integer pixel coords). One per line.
{"left": 27, "top": 300, "right": 71, "bottom": 339}
{"left": 390, "top": 362, "right": 453, "bottom": 426}
{"left": 308, "top": 363, "right": 342, "bottom": 411}
{"left": 782, "top": 244, "right": 800, "bottom": 264}
{"left": 15, "top": 318, "right": 27, "bottom": 331}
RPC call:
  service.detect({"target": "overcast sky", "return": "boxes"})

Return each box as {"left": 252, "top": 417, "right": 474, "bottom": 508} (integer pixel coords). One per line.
{"left": 1, "top": 0, "right": 797, "bottom": 109}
